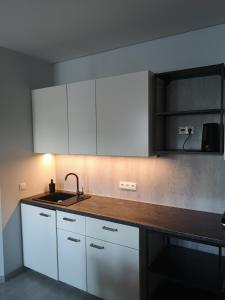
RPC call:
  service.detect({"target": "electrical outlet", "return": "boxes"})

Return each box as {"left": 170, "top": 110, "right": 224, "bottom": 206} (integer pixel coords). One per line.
{"left": 178, "top": 126, "right": 194, "bottom": 135}
{"left": 119, "top": 181, "right": 137, "bottom": 191}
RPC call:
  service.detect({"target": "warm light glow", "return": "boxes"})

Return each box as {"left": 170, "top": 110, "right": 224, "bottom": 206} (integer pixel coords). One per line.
{"left": 42, "top": 153, "right": 54, "bottom": 164}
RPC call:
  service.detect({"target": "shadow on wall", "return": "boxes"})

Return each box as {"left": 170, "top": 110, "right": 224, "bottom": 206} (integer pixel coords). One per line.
{"left": 0, "top": 187, "right": 4, "bottom": 279}
{"left": 3, "top": 204, "right": 23, "bottom": 276}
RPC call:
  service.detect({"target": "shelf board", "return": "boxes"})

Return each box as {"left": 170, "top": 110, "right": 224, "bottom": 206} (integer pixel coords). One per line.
{"left": 156, "top": 64, "right": 224, "bottom": 82}
{"left": 156, "top": 149, "right": 222, "bottom": 155}
{"left": 149, "top": 245, "right": 224, "bottom": 293}
{"left": 156, "top": 109, "right": 224, "bottom": 117}
{"left": 151, "top": 281, "right": 216, "bottom": 300}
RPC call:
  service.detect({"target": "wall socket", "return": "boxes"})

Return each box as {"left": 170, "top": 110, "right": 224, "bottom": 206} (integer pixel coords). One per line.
{"left": 119, "top": 181, "right": 137, "bottom": 191}
{"left": 178, "top": 126, "right": 194, "bottom": 135}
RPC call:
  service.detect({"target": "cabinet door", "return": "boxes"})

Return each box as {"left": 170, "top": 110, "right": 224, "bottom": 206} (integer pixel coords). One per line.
{"left": 21, "top": 204, "right": 57, "bottom": 279}
{"left": 87, "top": 237, "right": 139, "bottom": 300}
{"left": 96, "top": 71, "right": 150, "bottom": 156}
{"left": 58, "top": 229, "right": 86, "bottom": 291}
{"left": 67, "top": 80, "right": 96, "bottom": 154}
{"left": 32, "top": 85, "right": 68, "bottom": 153}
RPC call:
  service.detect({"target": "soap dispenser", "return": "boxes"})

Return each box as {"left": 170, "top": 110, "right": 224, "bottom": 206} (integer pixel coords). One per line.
{"left": 49, "top": 179, "right": 55, "bottom": 193}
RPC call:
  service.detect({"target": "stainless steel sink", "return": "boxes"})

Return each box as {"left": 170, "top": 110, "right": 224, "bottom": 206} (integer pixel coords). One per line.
{"left": 33, "top": 192, "right": 90, "bottom": 206}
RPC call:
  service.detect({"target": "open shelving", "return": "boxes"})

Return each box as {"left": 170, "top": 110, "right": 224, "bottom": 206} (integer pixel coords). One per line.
{"left": 151, "top": 281, "right": 216, "bottom": 300}
{"left": 149, "top": 245, "right": 224, "bottom": 293}
{"left": 155, "top": 64, "right": 225, "bottom": 155}
{"left": 141, "top": 230, "right": 225, "bottom": 300}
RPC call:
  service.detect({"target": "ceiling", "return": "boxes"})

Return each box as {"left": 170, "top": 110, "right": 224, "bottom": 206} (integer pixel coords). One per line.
{"left": 1, "top": 0, "right": 225, "bottom": 63}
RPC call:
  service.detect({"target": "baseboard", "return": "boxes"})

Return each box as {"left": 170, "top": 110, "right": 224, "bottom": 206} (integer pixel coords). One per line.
{"left": 4, "top": 266, "right": 27, "bottom": 281}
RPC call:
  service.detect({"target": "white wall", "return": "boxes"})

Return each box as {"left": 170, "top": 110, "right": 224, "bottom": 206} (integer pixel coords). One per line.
{"left": 54, "top": 23, "right": 225, "bottom": 215}
{"left": 0, "top": 46, "right": 54, "bottom": 277}
{"left": 54, "top": 23, "right": 225, "bottom": 84}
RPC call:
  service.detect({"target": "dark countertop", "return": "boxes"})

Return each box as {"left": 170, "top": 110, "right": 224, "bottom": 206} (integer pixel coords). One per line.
{"left": 21, "top": 193, "right": 225, "bottom": 247}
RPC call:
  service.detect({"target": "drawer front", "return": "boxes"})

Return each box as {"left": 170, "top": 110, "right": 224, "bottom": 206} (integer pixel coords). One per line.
{"left": 86, "top": 217, "right": 139, "bottom": 249}
{"left": 57, "top": 211, "right": 85, "bottom": 235}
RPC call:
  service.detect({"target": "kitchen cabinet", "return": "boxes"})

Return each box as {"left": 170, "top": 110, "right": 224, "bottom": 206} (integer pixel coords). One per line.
{"left": 21, "top": 203, "right": 139, "bottom": 299}
{"left": 57, "top": 211, "right": 86, "bottom": 290}
{"left": 32, "top": 70, "right": 154, "bottom": 157}
{"left": 32, "top": 85, "right": 68, "bottom": 154}
{"left": 86, "top": 217, "right": 139, "bottom": 300}
{"left": 96, "top": 71, "right": 152, "bottom": 156}
{"left": 86, "top": 236, "right": 139, "bottom": 300}
{"left": 67, "top": 80, "right": 96, "bottom": 155}
{"left": 21, "top": 204, "right": 58, "bottom": 279}
{"left": 57, "top": 229, "right": 86, "bottom": 290}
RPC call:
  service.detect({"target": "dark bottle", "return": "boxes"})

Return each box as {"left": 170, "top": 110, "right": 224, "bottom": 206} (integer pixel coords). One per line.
{"left": 49, "top": 179, "right": 55, "bottom": 193}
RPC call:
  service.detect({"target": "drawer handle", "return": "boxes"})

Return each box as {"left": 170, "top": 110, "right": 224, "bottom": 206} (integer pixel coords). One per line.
{"left": 102, "top": 226, "right": 118, "bottom": 232}
{"left": 90, "top": 243, "right": 104, "bottom": 250}
{"left": 40, "top": 213, "right": 51, "bottom": 217}
{"left": 63, "top": 217, "right": 76, "bottom": 222}
{"left": 67, "top": 237, "right": 80, "bottom": 243}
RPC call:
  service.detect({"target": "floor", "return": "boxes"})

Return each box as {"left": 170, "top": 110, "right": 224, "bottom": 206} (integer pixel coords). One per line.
{"left": 0, "top": 270, "right": 99, "bottom": 300}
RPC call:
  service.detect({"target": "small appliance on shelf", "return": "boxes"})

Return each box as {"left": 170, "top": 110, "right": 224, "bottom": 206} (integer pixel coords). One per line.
{"left": 201, "top": 123, "right": 220, "bottom": 152}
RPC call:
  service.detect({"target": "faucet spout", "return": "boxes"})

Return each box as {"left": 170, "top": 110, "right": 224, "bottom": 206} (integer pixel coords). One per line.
{"left": 65, "top": 173, "right": 81, "bottom": 196}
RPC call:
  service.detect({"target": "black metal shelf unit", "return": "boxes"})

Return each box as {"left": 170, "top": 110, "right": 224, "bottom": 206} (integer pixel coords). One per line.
{"left": 155, "top": 64, "right": 225, "bottom": 155}
{"left": 149, "top": 245, "right": 224, "bottom": 293}
{"left": 140, "top": 230, "right": 225, "bottom": 300}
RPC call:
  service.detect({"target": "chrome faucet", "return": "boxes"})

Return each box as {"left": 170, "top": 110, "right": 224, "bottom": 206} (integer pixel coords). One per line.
{"left": 65, "top": 173, "right": 83, "bottom": 197}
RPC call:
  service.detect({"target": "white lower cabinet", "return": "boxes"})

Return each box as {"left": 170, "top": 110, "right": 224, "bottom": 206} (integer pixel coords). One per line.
{"left": 57, "top": 229, "right": 87, "bottom": 291}
{"left": 21, "top": 205, "right": 139, "bottom": 299}
{"left": 21, "top": 204, "right": 58, "bottom": 279}
{"left": 86, "top": 237, "right": 139, "bottom": 300}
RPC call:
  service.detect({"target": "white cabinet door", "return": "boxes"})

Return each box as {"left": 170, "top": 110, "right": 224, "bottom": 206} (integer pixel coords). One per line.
{"left": 96, "top": 71, "right": 150, "bottom": 157}
{"left": 87, "top": 237, "right": 139, "bottom": 300}
{"left": 67, "top": 80, "right": 96, "bottom": 155}
{"left": 21, "top": 204, "right": 58, "bottom": 279}
{"left": 32, "top": 85, "right": 68, "bottom": 153}
{"left": 58, "top": 229, "right": 86, "bottom": 291}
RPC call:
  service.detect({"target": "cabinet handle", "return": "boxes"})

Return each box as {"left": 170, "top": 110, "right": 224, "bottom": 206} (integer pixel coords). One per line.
{"left": 102, "top": 226, "right": 118, "bottom": 232}
{"left": 90, "top": 243, "right": 104, "bottom": 250}
{"left": 40, "top": 213, "right": 50, "bottom": 217}
{"left": 67, "top": 237, "right": 80, "bottom": 243}
{"left": 63, "top": 217, "right": 76, "bottom": 222}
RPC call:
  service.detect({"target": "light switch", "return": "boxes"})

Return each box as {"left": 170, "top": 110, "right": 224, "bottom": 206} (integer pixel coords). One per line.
{"left": 19, "top": 182, "right": 27, "bottom": 191}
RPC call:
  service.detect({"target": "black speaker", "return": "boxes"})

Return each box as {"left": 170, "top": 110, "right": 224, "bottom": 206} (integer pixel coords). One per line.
{"left": 201, "top": 123, "right": 220, "bottom": 152}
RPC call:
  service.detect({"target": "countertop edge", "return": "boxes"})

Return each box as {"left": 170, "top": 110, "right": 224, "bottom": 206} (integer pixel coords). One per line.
{"left": 20, "top": 196, "right": 225, "bottom": 247}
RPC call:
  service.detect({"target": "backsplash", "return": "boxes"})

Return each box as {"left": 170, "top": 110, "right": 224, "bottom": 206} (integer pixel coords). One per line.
{"left": 55, "top": 154, "right": 225, "bottom": 213}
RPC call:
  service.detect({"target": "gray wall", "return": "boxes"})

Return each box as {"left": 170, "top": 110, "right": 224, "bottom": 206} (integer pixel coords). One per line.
{"left": 54, "top": 23, "right": 225, "bottom": 84}
{"left": 0, "top": 47, "right": 54, "bottom": 277}
{"left": 53, "top": 23, "right": 225, "bottom": 215}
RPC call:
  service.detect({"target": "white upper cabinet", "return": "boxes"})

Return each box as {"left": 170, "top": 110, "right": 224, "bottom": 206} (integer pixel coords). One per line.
{"left": 32, "top": 70, "right": 153, "bottom": 156}
{"left": 32, "top": 85, "right": 68, "bottom": 154}
{"left": 96, "top": 71, "right": 151, "bottom": 156}
{"left": 67, "top": 80, "right": 96, "bottom": 155}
